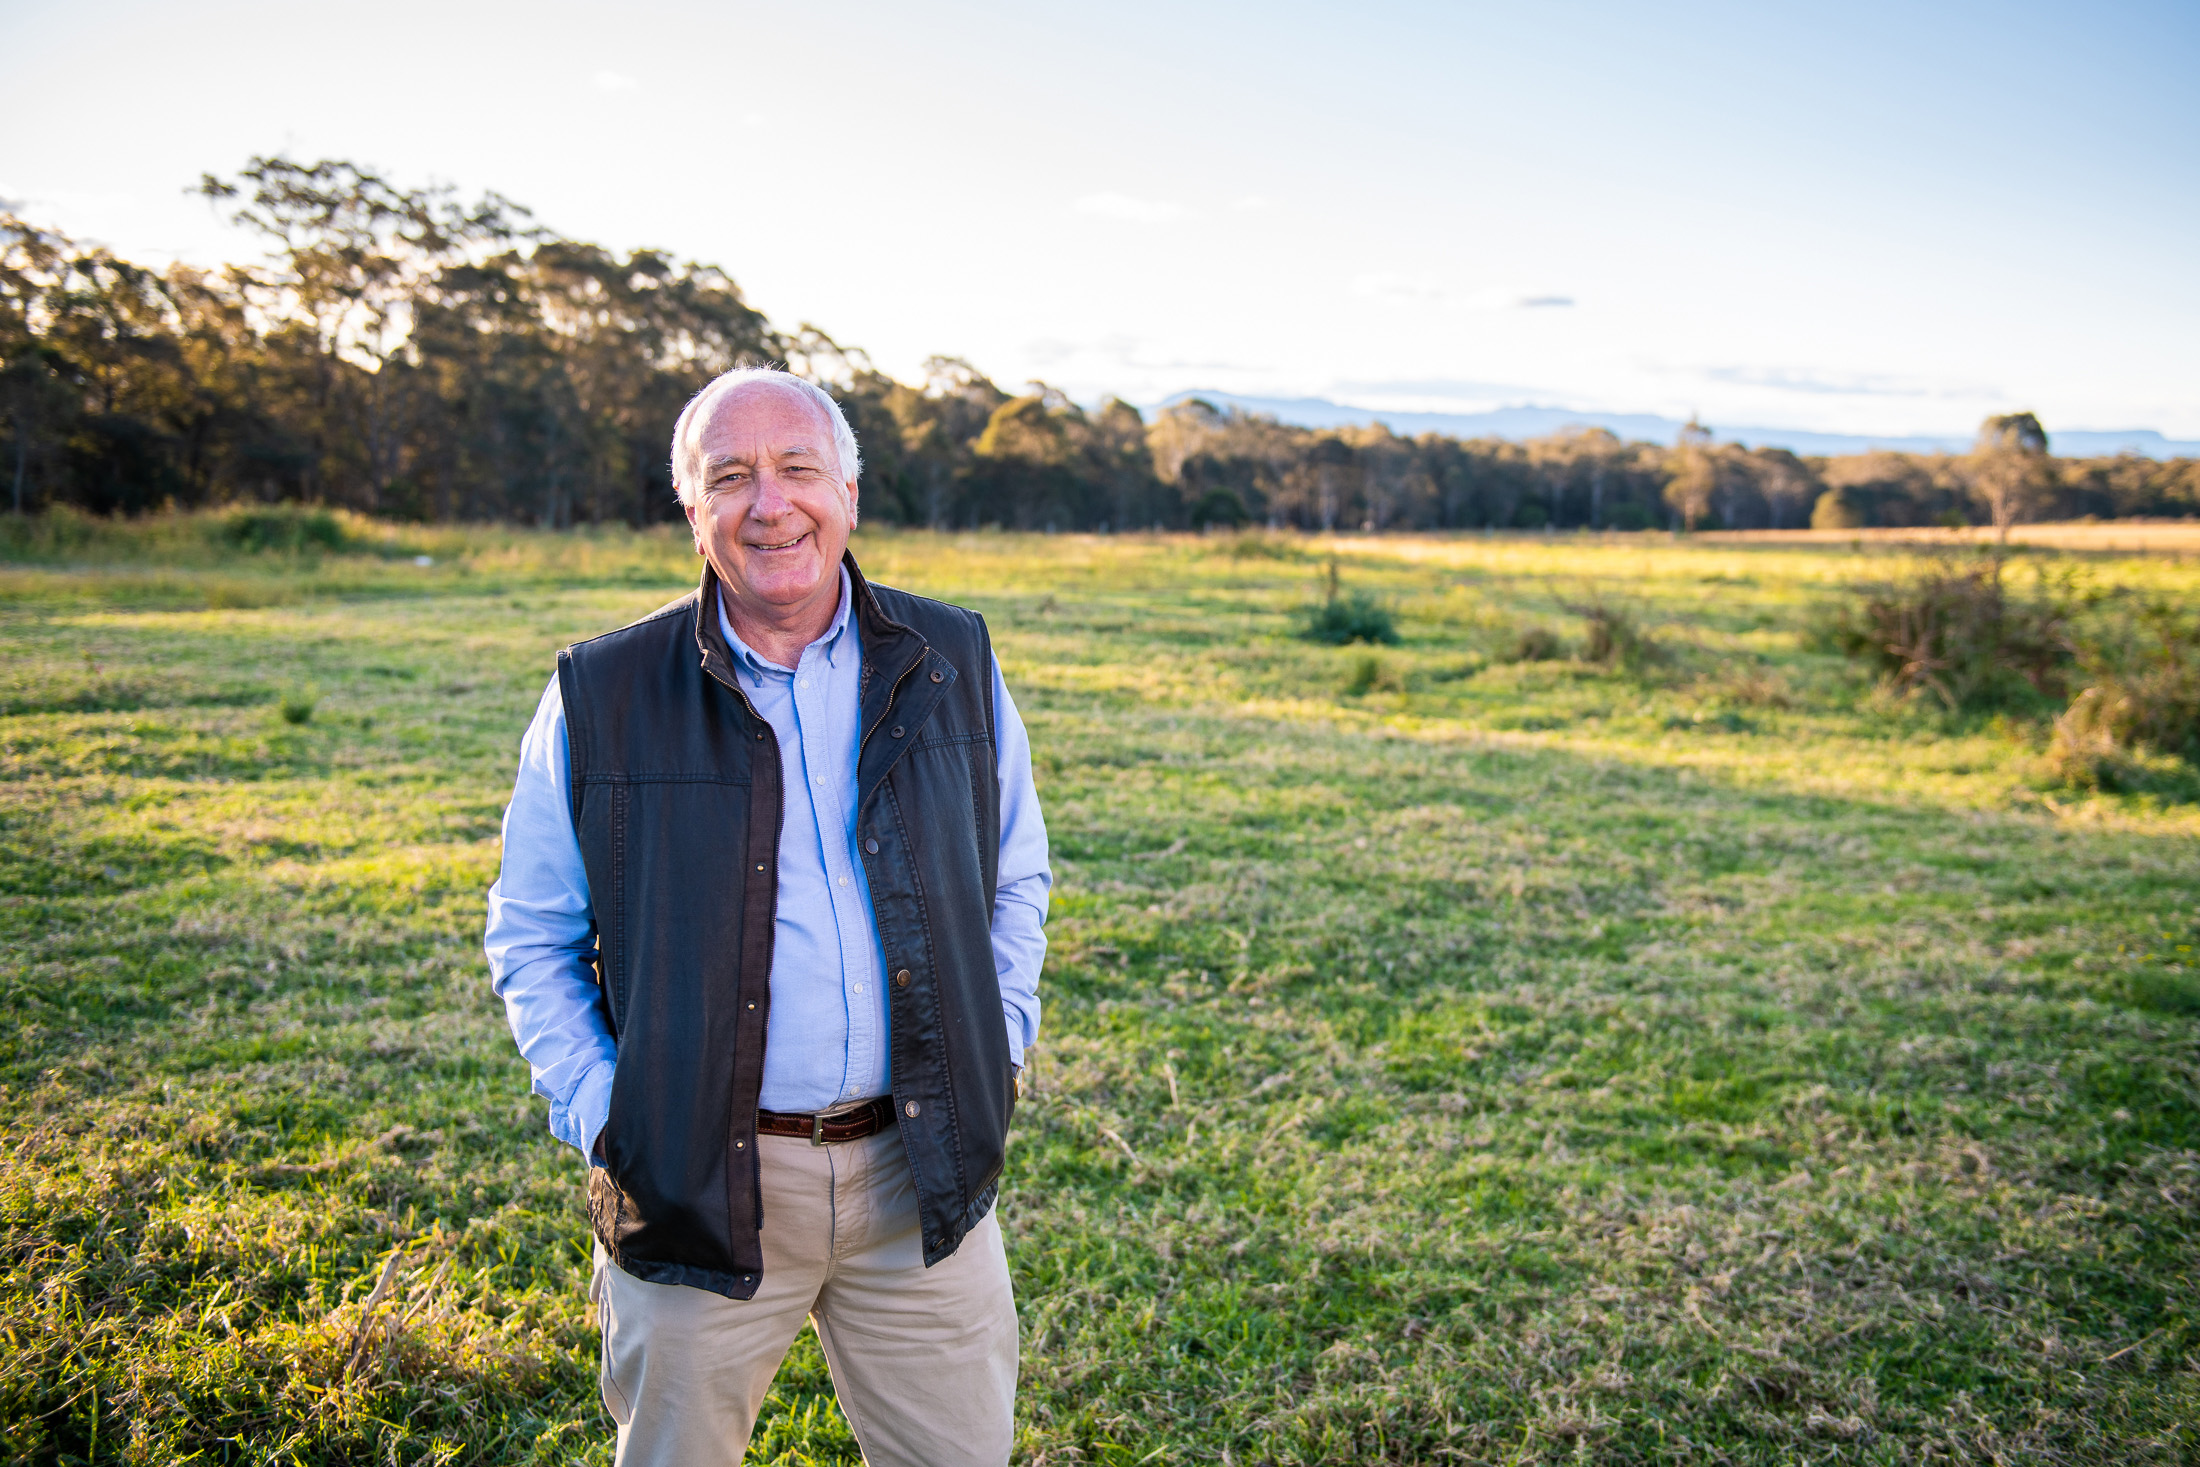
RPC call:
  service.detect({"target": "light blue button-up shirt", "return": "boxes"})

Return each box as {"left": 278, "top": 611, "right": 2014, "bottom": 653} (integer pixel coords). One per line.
{"left": 484, "top": 568, "right": 1050, "bottom": 1161}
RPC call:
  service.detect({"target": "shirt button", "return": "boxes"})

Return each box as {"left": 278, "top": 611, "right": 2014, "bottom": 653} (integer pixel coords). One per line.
{"left": 852, "top": 984, "right": 862, "bottom": 994}
{"left": 894, "top": 969, "right": 911, "bottom": 987}
{"left": 837, "top": 876, "right": 849, "bottom": 886}
{"left": 904, "top": 1100, "right": 920, "bottom": 1118}
{"left": 864, "top": 838, "right": 879, "bottom": 855}
{"left": 798, "top": 678, "right": 810, "bottom": 689}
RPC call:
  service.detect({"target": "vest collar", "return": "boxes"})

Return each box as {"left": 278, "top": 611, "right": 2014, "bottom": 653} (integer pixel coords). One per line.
{"left": 689, "top": 552, "right": 938, "bottom": 737}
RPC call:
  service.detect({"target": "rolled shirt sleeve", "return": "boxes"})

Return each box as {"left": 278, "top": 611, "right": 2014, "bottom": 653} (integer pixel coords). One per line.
{"left": 484, "top": 675, "right": 617, "bottom": 1162}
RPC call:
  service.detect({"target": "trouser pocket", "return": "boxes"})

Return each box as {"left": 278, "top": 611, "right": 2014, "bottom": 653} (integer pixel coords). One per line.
{"left": 590, "top": 1247, "right": 634, "bottom": 1426}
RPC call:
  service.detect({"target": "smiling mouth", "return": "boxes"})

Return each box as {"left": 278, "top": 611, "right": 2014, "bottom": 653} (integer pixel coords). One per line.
{"left": 746, "top": 532, "right": 811, "bottom": 553}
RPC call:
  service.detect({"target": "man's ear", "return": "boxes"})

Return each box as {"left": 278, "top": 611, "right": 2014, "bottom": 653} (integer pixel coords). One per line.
{"left": 682, "top": 499, "right": 703, "bottom": 553}
{"left": 844, "top": 477, "right": 860, "bottom": 529}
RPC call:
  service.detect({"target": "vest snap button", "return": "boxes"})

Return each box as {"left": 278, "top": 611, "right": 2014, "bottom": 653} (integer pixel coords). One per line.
{"left": 930, "top": 669, "right": 944, "bottom": 683}
{"left": 891, "top": 724, "right": 904, "bottom": 738}
{"left": 895, "top": 969, "right": 911, "bottom": 987}
{"left": 864, "top": 838, "right": 879, "bottom": 855}
{"left": 904, "top": 1100, "right": 920, "bottom": 1118}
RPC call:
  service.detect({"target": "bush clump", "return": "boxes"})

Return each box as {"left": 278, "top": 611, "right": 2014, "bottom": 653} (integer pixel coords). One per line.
{"left": 219, "top": 507, "right": 347, "bottom": 554}
{"left": 1300, "top": 560, "right": 1398, "bottom": 645}
{"left": 2047, "top": 599, "right": 2200, "bottom": 792}
{"left": 1504, "top": 627, "right": 1567, "bottom": 662}
{"left": 1566, "top": 595, "right": 1665, "bottom": 673}
{"left": 1829, "top": 553, "right": 2074, "bottom": 712}
{"left": 1341, "top": 653, "right": 1404, "bottom": 696}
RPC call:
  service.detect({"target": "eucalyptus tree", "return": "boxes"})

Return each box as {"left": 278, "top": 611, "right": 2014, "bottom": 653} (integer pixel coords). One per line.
{"left": 1968, "top": 411, "right": 2051, "bottom": 542}
{"left": 1662, "top": 418, "right": 1717, "bottom": 531}
{"left": 197, "top": 156, "right": 531, "bottom": 510}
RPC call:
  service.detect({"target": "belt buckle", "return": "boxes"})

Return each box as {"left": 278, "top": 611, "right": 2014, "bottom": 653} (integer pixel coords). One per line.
{"left": 810, "top": 1100, "right": 867, "bottom": 1146}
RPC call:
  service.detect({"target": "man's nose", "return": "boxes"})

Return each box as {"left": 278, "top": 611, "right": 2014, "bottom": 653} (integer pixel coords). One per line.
{"left": 749, "top": 470, "right": 796, "bottom": 518}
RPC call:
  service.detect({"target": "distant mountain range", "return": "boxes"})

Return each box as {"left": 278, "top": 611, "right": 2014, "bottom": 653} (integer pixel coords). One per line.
{"left": 1154, "top": 391, "right": 2200, "bottom": 461}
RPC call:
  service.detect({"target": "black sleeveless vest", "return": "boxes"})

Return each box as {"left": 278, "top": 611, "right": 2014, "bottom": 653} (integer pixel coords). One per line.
{"left": 557, "top": 552, "right": 1013, "bottom": 1298}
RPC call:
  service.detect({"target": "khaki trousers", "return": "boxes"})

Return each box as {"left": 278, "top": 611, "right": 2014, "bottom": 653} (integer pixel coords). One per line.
{"left": 589, "top": 1126, "right": 1019, "bottom": 1466}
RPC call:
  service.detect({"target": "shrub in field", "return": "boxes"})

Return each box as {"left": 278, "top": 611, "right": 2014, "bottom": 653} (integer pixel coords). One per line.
{"left": 218, "top": 507, "right": 348, "bottom": 554}
{"left": 1299, "top": 559, "right": 1399, "bottom": 645}
{"left": 1830, "top": 553, "right": 2074, "bottom": 712}
{"left": 2048, "top": 600, "right": 2200, "bottom": 792}
{"left": 1710, "top": 663, "right": 1797, "bottom": 709}
{"left": 1504, "top": 626, "right": 1567, "bottom": 662}
{"left": 280, "top": 686, "right": 318, "bottom": 724}
{"left": 1563, "top": 594, "right": 1665, "bottom": 673}
{"left": 1340, "top": 652, "right": 1403, "bottom": 696}
{"left": 1304, "top": 592, "right": 1397, "bottom": 645}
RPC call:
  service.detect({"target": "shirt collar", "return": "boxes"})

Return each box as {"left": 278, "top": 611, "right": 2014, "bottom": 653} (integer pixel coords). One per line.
{"left": 717, "top": 564, "right": 854, "bottom": 681}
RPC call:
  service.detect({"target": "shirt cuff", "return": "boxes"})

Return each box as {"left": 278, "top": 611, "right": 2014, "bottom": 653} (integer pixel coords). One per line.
{"left": 550, "top": 1057, "right": 617, "bottom": 1165}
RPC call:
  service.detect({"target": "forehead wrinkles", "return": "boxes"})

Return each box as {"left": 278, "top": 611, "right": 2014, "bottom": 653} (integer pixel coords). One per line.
{"left": 704, "top": 442, "right": 828, "bottom": 474}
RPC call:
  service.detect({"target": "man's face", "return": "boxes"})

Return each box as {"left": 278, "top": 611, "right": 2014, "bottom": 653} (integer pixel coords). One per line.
{"left": 683, "top": 383, "right": 857, "bottom": 623}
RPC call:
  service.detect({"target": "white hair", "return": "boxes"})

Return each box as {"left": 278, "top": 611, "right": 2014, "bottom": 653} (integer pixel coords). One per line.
{"left": 669, "top": 366, "right": 862, "bottom": 508}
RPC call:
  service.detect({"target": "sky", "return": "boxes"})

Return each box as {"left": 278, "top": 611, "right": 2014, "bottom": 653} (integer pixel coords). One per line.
{"left": 4, "top": 0, "right": 2196, "bottom": 438}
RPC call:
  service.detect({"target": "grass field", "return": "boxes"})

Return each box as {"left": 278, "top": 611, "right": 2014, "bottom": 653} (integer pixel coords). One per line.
{"left": 3, "top": 513, "right": 2196, "bottom": 1465}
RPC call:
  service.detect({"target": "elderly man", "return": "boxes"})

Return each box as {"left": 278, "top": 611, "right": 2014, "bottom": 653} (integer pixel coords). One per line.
{"left": 484, "top": 366, "right": 1049, "bottom": 1465}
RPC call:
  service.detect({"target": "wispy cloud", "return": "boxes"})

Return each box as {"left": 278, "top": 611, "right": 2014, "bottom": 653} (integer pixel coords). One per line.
{"left": 591, "top": 70, "right": 639, "bottom": 92}
{"left": 1349, "top": 275, "right": 1573, "bottom": 310}
{"left": 1332, "top": 376, "right": 1551, "bottom": 402}
{"left": 1349, "top": 272, "right": 1448, "bottom": 303}
{"left": 1021, "top": 334, "right": 1257, "bottom": 377}
{"left": 1073, "top": 192, "right": 1183, "bottom": 223}
{"left": 1697, "top": 366, "right": 1997, "bottom": 400}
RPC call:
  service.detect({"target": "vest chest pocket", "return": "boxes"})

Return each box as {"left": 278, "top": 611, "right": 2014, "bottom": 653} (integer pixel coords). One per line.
{"left": 902, "top": 735, "right": 991, "bottom": 854}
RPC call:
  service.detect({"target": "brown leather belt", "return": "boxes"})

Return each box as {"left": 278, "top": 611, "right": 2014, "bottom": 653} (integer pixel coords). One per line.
{"left": 756, "top": 1096, "right": 897, "bottom": 1146}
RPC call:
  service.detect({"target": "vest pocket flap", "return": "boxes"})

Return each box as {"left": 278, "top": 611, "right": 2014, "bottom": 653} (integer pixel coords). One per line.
{"left": 860, "top": 652, "right": 958, "bottom": 800}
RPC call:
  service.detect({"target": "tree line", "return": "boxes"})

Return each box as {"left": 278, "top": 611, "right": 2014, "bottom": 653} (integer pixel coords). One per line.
{"left": 5, "top": 158, "right": 2195, "bottom": 532}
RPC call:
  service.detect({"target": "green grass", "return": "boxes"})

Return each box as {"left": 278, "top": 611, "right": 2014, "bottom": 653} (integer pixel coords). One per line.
{"left": 3, "top": 517, "right": 2197, "bottom": 1464}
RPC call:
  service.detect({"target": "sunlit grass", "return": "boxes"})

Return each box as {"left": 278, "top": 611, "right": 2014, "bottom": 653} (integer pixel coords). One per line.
{"left": 2, "top": 519, "right": 2195, "bottom": 1463}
